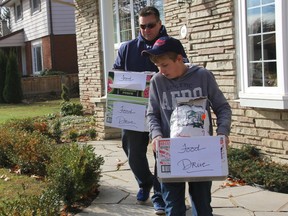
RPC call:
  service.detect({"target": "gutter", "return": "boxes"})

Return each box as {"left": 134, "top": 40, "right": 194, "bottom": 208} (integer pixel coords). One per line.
{"left": 99, "top": 0, "right": 114, "bottom": 95}
{"left": 0, "top": 0, "right": 13, "bottom": 7}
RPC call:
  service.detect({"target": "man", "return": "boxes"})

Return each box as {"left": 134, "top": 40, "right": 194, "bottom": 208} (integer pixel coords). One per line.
{"left": 113, "top": 6, "right": 187, "bottom": 215}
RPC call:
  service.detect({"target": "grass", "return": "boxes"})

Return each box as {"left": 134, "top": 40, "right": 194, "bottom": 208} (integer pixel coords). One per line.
{"left": 0, "top": 169, "right": 46, "bottom": 205}
{"left": 0, "top": 98, "right": 79, "bottom": 124}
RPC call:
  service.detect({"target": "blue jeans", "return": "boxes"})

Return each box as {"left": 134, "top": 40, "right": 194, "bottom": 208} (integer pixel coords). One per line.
{"left": 151, "top": 152, "right": 165, "bottom": 205}
{"left": 161, "top": 181, "right": 213, "bottom": 216}
{"left": 122, "top": 130, "right": 162, "bottom": 202}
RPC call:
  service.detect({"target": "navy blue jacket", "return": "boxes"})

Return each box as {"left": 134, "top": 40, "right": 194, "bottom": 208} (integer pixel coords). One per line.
{"left": 113, "top": 26, "right": 188, "bottom": 72}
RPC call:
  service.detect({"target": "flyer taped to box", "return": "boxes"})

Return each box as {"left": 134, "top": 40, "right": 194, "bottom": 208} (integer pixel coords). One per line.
{"left": 156, "top": 136, "right": 228, "bottom": 182}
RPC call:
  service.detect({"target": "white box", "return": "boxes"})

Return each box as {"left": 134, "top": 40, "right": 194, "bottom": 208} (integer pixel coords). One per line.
{"left": 156, "top": 136, "right": 228, "bottom": 182}
{"left": 105, "top": 71, "right": 155, "bottom": 132}
{"left": 105, "top": 98, "right": 148, "bottom": 132}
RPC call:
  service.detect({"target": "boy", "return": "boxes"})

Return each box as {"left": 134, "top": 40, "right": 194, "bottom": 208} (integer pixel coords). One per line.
{"left": 142, "top": 36, "right": 232, "bottom": 216}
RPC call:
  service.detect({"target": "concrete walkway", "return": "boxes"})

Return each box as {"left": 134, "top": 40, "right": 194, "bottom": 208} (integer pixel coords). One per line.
{"left": 76, "top": 140, "right": 288, "bottom": 216}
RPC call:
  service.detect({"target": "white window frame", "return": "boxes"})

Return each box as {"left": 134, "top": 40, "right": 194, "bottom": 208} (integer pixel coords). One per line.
{"left": 15, "top": 1, "right": 23, "bottom": 21}
{"left": 31, "top": 40, "right": 43, "bottom": 75}
{"left": 31, "top": 0, "right": 41, "bottom": 14}
{"left": 237, "top": 0, "right": 288, "bottom": 109}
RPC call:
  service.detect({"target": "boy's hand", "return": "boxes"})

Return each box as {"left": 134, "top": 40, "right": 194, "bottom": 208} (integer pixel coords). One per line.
{"left": 151, "top": 136, "right": 162, "bottom": 152}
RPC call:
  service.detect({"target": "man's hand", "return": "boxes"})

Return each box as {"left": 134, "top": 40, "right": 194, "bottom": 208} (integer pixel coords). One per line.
{"left": 151, "top": 136, "right": 162, "bottom": 152}
{"left": 218, "top": 134, "right": 230, "bottom": 147}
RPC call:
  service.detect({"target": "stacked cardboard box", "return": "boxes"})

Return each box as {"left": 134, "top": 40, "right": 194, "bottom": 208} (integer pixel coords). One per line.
{"left": 105, "top": 70, "right": 155, "bottom": 132}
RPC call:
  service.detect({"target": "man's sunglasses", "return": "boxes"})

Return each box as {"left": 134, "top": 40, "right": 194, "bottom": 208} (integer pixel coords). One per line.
{"left": 140, "top": 22, "right": 157, "bottom": 30}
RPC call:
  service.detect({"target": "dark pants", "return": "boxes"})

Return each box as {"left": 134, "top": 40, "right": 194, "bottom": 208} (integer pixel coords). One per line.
{"left": 161, "top": 181, "right": 213, "bottom": 216}
{"left": 122, "top": 129, "right": 162, "bottom": 202}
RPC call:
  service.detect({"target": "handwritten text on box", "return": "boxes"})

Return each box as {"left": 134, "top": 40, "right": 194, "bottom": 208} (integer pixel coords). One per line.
{"left": 170, "top": 137, "right": 222, "bottom": 176}
{"left": 110, "top": 72, "right": 147, "bottom": 91}
{"left": 112, "top": 101, "right": 146, "bottom": 131}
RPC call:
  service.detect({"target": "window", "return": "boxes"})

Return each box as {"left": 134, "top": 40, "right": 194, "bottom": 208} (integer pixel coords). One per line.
{"left": 15, "top": 1, "right": 23, "bottom": 21}
{"left": 237, "top": 0, "right": 288, "bottom": 109}
{"left": 113, "top": 0, "right": 164, "bottom": 46}
{"left": 31, "top": 0, "right": 41, "bottom": 14}
{"left": 32, "top": 41, "right": 43, "bottom": 74}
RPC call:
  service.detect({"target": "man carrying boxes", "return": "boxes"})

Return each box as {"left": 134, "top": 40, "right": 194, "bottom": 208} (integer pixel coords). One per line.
{"left": 111, "top": 6, "right": 186, "bottom": 215}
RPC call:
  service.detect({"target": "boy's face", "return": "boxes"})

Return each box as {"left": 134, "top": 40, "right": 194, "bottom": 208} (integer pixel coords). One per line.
{"left": 154, "top": 55, "right": 185, "bottom": 79}
{"left": 139, "top": 15, "right": 162, "bottom": 41}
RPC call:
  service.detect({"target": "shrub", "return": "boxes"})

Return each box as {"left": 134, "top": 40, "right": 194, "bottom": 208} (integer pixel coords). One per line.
{"left": 3, "top": 51, "right": 23, "bottom": 103}
{"left": 69, "top": 129, "right": 78, "bottom": 142}
{"left": 4, "top": 118, "right": 37, "bottom": 133}
{"left": 61, "top": 84, "right": 70, "bottom": 102}
{"left": 228, "top": 145, "right": 288, "bottom": 193}
{"left": 0, "top": 49, "right": 7, "bottom": 103}
{"left": 0, "top": 126, "right": 55, "bottom": 176}
{"left": 48, "top": 118, "right": 62, "bottom": 143}
{"left": 40, "top": 69, "right": 66, "bottom": 76}
{"left": 47, "top": 143, "right": 104, "bottom": 208}
{"left": 60, "top": 101, "right": 83, "bottom": 116}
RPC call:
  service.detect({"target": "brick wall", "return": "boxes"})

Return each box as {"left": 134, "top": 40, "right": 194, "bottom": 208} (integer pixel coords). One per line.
{"left": 164, "top": 0, "right": 288, "bottom": 164}
{"left": 75, "top": 0, "right": 288, "bottom": 162}
{"left": 75, "top": 0, "right": 120, "bottom": 140}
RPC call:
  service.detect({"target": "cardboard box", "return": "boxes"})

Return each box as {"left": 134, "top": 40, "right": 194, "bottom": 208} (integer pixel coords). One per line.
{"left": 156, "top": 136, "right": 228, "bottom": 182}
{"left": 107, "top": 70, "right": 154, "bottom": 98}
{"left": 105, "top": 71, "right": 155, "bottom": 132}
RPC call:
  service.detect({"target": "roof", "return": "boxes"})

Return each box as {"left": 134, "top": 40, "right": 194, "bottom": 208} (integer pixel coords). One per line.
{"left": 0, "top": 29, "right": 25, "bottom": 47}
{"left": 0, "top": 0, "right": 14, "bottom": 7}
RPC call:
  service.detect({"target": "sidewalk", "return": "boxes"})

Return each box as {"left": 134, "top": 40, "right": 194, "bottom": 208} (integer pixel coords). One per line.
{"left": 76, "top": 139, "right": 288, "bottom": 216}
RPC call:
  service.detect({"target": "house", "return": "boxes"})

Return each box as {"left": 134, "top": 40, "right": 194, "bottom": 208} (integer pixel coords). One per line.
{"left": 74, "top": 0, "right": 288, "bottom": 164}
{"left": 0, "top": 0, "right": 78, "bottom": 76}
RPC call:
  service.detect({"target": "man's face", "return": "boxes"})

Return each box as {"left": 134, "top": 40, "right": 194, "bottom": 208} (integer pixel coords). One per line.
{"left": 139, "top": 15, "right": 162, "bottom": 41}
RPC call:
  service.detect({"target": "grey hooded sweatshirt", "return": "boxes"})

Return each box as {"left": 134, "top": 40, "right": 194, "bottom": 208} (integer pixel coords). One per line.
{"left": 147, "top": 64, "right": 232, "bottom": 140}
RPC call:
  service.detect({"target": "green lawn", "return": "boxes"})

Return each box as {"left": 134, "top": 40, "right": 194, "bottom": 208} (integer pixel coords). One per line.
{"left": 0, "top": 98, "right": 79, "bottom": 124}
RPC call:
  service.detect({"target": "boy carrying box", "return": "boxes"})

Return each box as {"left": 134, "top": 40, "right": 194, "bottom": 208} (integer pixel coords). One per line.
{"left": 143, "top": 36, "right": 232, "bottom": 216}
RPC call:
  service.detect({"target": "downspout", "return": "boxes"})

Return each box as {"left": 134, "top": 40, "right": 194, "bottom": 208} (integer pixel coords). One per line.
{"left": 99, "top": 0, "right": 114, "bottom": 95}
{"left": 48, "top": 0, "right": 55, "bottom": 70}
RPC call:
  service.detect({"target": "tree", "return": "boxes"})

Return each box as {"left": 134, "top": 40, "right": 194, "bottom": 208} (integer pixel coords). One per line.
{"left": 0, "top": 49, "right": 7, "bottom": 103}
{"left": 3, "top": 51, "right": 23, "bottom": 103}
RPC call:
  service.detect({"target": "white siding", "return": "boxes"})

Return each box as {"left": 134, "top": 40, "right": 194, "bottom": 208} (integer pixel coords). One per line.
{"left": 9, "top": 0, "right": 49, "bottom": 41}
{"left": 7, "top": 0, "right": 76, "bottom": 41}
{"left": 51, "top": 0, "right": 75, "bottom": 35}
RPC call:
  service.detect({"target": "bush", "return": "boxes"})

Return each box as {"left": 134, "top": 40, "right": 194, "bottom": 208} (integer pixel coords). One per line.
{"left": 61, "top": 84, "right": 70, "bottom": 102}
{"left": 40, "top": 69, "right": 66, "bottom": 76}
{"left": 3, "top": 51, "right": 23, "bottom": 103}
{"left": 0, "top": 49, "right": 7, "bottom": 103}
{"left": 0, "top": 116, "right": 104, "bottom": 214}
{"left": 228, "top": 145, "right": 288, "bottom": 193}
{"left": 0, "top": 127, "right": 55, "bottom": 176}
{"left": 47, "top": 143, "right": 104, "bottom": 208}
{"left": 60, "top": 101, "right": 83, "bottom": 116}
